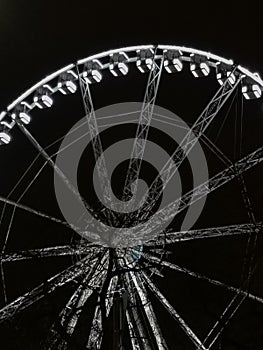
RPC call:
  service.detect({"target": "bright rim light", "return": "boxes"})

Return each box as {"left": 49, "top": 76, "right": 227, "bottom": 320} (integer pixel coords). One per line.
{"left": 84, "top": 70, "right": 102, "bottom": 84}
{"left": 227, "top": 71, "right": 236, "bottom": 85}
{"left": 242, "top": 84, "right": 262, "bottom": 99}
{"left": 136, "top": 60, "right": 145, "bottom": 73}
{"left": 253, "top": 84, "right": 262, "bottom": 98}
{"left": 119, "top": 62, "right": 128, "bottom": 75}
{"left": 67, "top": 70, "right": 78, "bottom": 79}
{"left": 200, "top": 62, "right": 210, "bottom": 76}
{"left": 42, "top": 95, "right": 53, "bottom": 107}
{"left": 57, "top": 82, "right": 67, "bottom": 95}
{"left": 146, "top": 58, "right": 153, "bottom": 70}
{"left": 164, "top": 58, "right": 183, "bottom": 73}
{"left": 34, "top": 95, "right": 53, "bottom": 108}
{"left": 0, "top": 44, "right": 262, "bottom": 146}
{"left": 34, "top": 97, "right": 44, "bottom": 109}
{"left": 0, "top": 121, "right": 13, "bottom": 129}
{"left": 0, "top": 112, "right": 6, "bottom": 121}
{"left": 164, "top": 60, "right": 172, "bottom": 73}
{"left": 5, "top": 45, "right": 263, "bottom": 115}
{"left": 58, "top": 81, "right": 77, "bottom": 94}
{"left": 93, "top": 59, "right": 103, "bottom": 69}
{"left": 216, "top": 72, "right": 224, "bottom": 86}
{"left": 43, "top": 84, "right": 54, "bottom": 93}
{"left": 21, "top": 101, "right": 32, "bottom": 110}
{"left": 109, "top": 65, "right": 118, "bottom": 77}
{"left": 66, "top": 81, "right": 77, "bottom": 93}
{"left": 19, "top": 112, "right": 31, "bottom": 124}
{"left": 190, "top": 63, "right": 199, "bottom": 77}
{"left": 173, "top": 58, "right": 183, "bottom": 71}
{"left": 0, "top": 132, "right": 11, "bottom": 144}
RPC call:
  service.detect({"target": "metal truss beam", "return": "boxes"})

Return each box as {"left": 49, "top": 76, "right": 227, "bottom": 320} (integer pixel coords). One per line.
{"left": 78, "top": 71, "right": 114, "bottom": 214}
{"left": 126, "top": 309, "right": 143, "bottom": 350}
{"left": 0, "top": 244, "right": 96, "bottom": 262}
{"left": 201, "top": 251, "right": 261, "bottom": 349}
{"left": 141, "top": 271, "right": 208, "bottom": 350}
{"left": 63, "top": 255, "right": 108, "bottom": 335}
{"left": 134, "top": 145, "right": 263, "bottom": 239}
{"left": 138, "top": 72, "right": 241, "bottom": 221}
{"left": 145, "top": 222, "right": 262, "bottom": 246}
{"left": 129, "top": 270, "right": 168, "bottom": 350}
{"left": 122, "top": 50, "right": 164, "bottom": 208}
{"left": 116, "top": 254, "right": 153, "bottom": 349}
{"left": 86, "top": 275, "right": 118, "bottom": 349}
{"left": 44, "top": 251, "right": 108, "bottom": 349}
{"left": 0, "top": 252, "right": 100, "bottom": 324}
{"left": 123, "top": 271, "right": 153, "bottom": 349}
{"left": 202, "top": 292, "right": 247, "bottom": 350}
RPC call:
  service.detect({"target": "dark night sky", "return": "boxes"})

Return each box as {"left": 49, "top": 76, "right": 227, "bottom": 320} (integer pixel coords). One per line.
{"left": 1, "top": 1, "right": 263, "bottom": 349}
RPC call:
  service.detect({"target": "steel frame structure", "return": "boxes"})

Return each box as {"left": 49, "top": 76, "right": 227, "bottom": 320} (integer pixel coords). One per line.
{"left": 0, "top": 44, "right": 262, "bottom": 349}
{"left": 122, "top": 48, "right": 164, "bottom": 210}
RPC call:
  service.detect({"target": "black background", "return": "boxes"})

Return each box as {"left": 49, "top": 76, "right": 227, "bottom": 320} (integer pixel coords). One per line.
{"left": 1, "top": 1, "right": 263, "bottom": 349}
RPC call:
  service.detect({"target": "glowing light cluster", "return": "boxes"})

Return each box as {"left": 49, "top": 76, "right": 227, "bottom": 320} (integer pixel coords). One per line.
{"left": 0, "top": 44, "right": 263, "bottom": 147}
{"left": 242, "top": 83, "right": 262, "bottom": 100}
{"left": 164, "top": 49, "right": 183, "bottom": 73}
{"left": 58, "top": 70, "right": 78, "bottom": 94}
{"left": 0, "top": 132, "right": 11, "bottom": 144}
{"left": 190, "top": 54, "right": 210, "bottom": 78}
{"left": 136, "top": 48, "right": 155, "bottom": 73}
{"left": 83, "top": 60, "right": 103, "bottom": 84}
{"left": 34, "top": 85, "right": 54, "bottom": 109}
{"left": 109, "top": 52, "right": 129, "bottom": 76}
{"left": 216, "top": 62, "right": 236, "bottom": 86}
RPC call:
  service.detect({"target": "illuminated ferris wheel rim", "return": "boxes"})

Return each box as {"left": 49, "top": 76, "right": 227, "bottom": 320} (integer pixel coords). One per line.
{"left": 0, "top": 44, "right": 262, "bottom": 349}
{"left": 0, "top": 43, "right": 263, "bottom": 144}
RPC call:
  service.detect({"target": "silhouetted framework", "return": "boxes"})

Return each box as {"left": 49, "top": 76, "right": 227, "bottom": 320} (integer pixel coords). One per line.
{"left": 122, "top": 48, "right": 164, "bottom": 209}
{"left": 0, "top": 44, "right": 262, "bottom": 349}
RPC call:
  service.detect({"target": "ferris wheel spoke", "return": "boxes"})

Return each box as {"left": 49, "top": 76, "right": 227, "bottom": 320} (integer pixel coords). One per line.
{"left": 123, "top": 271, "right": 157, "bottom": 349}
{"left": 0, "top": 243, "right": 98, "bottom": 262}
{"left": 62, "top": 256, "right": 108, "bottom": 337}
{"left": 85, "top": 298, "right": 104, "bottom": 349}
{"left": 202, "top": 292, "right": 247, "bottom": 350}
{"left": 2, "top": 154, "right": 44, "bottom": 209}
{"left": 0, "top": 194, "right": 76, "bottom": 229}
{"left": 135, "top": 145, "right": 263, "bottom": 238}
{"left": 126, "top": 292, "right": 153, "bottom": 349}
{"left": 0, "top": 252, "right": 100, "bottom": 324}
{"left": 122, "top": 49, "right": 164, "bottom": 207}
{"left": 154, "top": 111, "right": 234, "bottom": 170}
{"left": 86, "top": 274, "right": 118, "bottom": 349}
{"left": 201, "top": 255, "right": 262, "bottom": 350}
{"left": 46, "top": 119, "right": 90, "bottom": 155}
{"left": 44, "top": 251, "right": 107, "bottom": 349}
{"left": 136, "top": 71, "right": 241, "bottom": 222}
{"left": 48, "top": 112, "right": 139, "bottom": 160}
{"left": 117, "top": 253, "right": 157, "bottom": 348}
{"left": 129, "top": 270, "right": 169, "bottom": 350}
{"left": 141, "top": 271, "right": 208, "bottom": 350}
{"left": 1, "top": 161, "right": 54, "bottom": 259}
{"left": 77, "top": 69, "right": 114, "bottom": 218}
{"left": 15, "top": 119, "right": 99, "bottom": 221}
{"left": 126, "top": 308, "right": 146, "bottom": 350}
{"left": 138, "top": 250, "right": 263, "bottom": 305}
{"left": 0, "top": 157, "right": 49, "bottom": 267}
{"left": 145, "top": 222, "right": 262, "bottom": 246}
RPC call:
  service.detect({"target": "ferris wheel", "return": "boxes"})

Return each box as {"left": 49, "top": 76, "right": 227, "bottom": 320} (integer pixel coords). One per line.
{"left": 0, "top": 44, "right": 263, "bottom": 349}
